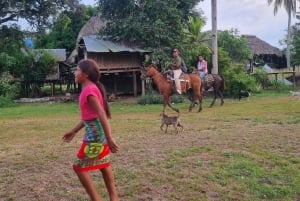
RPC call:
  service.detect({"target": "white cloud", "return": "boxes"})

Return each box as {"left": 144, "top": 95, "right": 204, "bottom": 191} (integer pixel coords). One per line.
{"left": 197, "top": 0, "right": 297, "bottom": 49}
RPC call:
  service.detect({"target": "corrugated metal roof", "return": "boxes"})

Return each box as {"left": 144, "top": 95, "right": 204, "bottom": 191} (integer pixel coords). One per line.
{"left": 82, "top": 35, "right": 151, "bottom": 53}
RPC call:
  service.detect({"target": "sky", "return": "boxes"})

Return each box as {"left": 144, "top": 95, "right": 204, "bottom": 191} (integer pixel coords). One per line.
{"left": 80, "top": 0, "right": 299, "bottom": 49}
{"left": 196, "top": 0, "right": 299, "bottom": 49}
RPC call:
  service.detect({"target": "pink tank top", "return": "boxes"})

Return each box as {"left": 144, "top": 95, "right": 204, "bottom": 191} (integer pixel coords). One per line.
{"left": 79, "top": 84, "right": 104, "bottom": 120}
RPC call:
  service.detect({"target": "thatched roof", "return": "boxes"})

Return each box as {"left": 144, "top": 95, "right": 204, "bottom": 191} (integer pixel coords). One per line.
{"left": 67, "top": 13, "right": 105, "bottom": 63}
{"left": 243, "top": 35, "right": 283, "bottom": 57}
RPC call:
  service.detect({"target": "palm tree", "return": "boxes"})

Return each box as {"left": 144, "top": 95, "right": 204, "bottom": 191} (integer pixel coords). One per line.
{"left": 267, "top": 0, "right": 299, "bottom": 68}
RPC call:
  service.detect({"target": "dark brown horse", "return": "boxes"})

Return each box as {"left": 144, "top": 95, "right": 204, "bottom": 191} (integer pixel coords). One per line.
{"left": 141, "top": 63, "right": 203, "bottom": 113}
{"left": 202, "top": 74, "right": 226, "bottom": 107}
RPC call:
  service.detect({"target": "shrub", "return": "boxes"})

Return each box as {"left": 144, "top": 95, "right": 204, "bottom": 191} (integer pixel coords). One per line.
{"left": 252, "top": 67, "right": 270, "bottom": 88}
{"left": 137, "top": 92, "right": 185, "bottom": 105}
{"left": 268, "top": 80, "right": 290, "bottom": 91}
{"left": 223, "top": 64, "right": 259, "bottom": 97}
{"left": 0, "top": 72, "right": 21, "bottom": 99}
{"left": 0, "top": 96, "right": 16, "bottom": 108}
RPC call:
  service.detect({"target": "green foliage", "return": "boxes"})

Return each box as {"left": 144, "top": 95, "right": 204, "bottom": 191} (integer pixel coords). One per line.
{"left": 0, "top": 52, "right": 17, "bottom": 74}
{"left": 218, "top": 29, "right": 251, "bottom": 63}
{"left": 268, "top": 80, "right": 290, "bottom": 91}
{"left": 252, "top": 67, "right": 270, "bottom": 88}
{"left": 137, "top": 92, "right": 184, "bottom": 105}
{"left": 217, "top": 48, "right": 231, "bottom": 74}
{"left": 99, "top": 0, "right": 203, "bottom": 60}
{"left": 0, "top": 72, "right": 21, "bottom": 99}
{"left": 0, "top": 25, "right": 24, "bottom": 55}
{"left": 0, "top": 96, "right": 16, "bottom": 108}
{"left": 291, "top": 17, "right": 300, "bottom": 65}
{"left": 35, "top": 5, "right": 97, "bottom": 52}
{"left": 223, "top": 64, "right": 258, "bottom": 97}
{"left": 0, "top": 0, "right": 80, "bottom": 32}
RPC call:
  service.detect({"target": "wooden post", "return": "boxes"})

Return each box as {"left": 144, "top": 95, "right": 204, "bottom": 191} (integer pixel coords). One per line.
{"left": 114, "top": 74, "right": 117, "bottom": 94}
{"left": 293, "top": 65, "right": 296, "bottom": 88}
{"left": 133, "top": 71, "right": 137, "bottom": 96}
{"left": 51, "top": 81, "right": 55, "bottom": 96}
{"left": 211, "top": 0, "right": 218, "bottom": 74}
{"left": 141, "top": 79, "right": 145, "bottom": 96}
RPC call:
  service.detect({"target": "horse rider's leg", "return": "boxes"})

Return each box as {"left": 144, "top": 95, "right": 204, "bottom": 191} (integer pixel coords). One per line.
{"left": 209, "top": 88, "right": 217, "bottom": 108}
{"left": 173, "top": 69, "right": 182, "bottom": 94}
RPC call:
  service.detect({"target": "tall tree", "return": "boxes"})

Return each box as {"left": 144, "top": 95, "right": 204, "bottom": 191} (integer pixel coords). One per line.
{"left": 0, "top": 0, "right": 79, "bottom": 32}
{"left": 291, "top": 12, "right": 300, "bottom": 65}
{"left": 98, "top": 0, "right": 203, "bottom": 59}
{"left": 267, "top": 0, "right": 300, "bottom": 67}
{"left": 35, "top": 5, "right": 97, "bottom": 52}
{"left": 218, "top": 29, "right": 251, "bottom": 64}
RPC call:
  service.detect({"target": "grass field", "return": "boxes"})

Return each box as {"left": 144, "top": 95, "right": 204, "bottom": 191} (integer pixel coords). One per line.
{"left": 0, "top": 92, "right": 300, "bottom": 201}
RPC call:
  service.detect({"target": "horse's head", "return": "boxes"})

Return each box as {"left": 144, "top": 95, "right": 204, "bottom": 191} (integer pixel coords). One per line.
{"left": 140, "top": 63, "right": 159, "bottom": 80}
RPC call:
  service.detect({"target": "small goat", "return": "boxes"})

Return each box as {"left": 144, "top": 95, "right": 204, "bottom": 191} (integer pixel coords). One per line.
{"left": 160, "top": 112, "right": 183, "bottom": 134}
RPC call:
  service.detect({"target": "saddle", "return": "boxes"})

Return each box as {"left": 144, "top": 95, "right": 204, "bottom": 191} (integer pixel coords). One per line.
{"left": 203, "top": 74, "right": 214, "bottom": 89}
{"left": 163, "top": 70, "right": 191, "bottom": 94}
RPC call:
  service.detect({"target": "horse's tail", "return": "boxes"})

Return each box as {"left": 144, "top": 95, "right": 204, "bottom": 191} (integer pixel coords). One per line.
{"left": 220, "top": 75, "right": 226, "bottom": 92}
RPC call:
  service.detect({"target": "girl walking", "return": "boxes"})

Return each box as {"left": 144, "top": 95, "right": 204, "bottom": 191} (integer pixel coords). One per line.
{"left": 63, "top": 59, "right": 119, "bottom": 201}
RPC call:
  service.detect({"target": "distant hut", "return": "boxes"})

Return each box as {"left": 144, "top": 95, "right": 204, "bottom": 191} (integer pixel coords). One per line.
{"left": 68, "top": 14, "right": 151, "bottom": 96}
{"left": 243, "top": 35, "right": 287, "bottom": 73}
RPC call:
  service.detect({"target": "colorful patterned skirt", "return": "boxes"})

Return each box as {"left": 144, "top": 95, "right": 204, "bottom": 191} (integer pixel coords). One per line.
{"left": 73, "top": 119, "right": 110, "bottom": 172}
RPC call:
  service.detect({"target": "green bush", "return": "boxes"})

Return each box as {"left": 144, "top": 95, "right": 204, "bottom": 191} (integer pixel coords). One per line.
{"left": 268, "top": 80, "right": 290, "bottom": 91}
{"left": 0, "top": 96, "right": 16, "bottom": 108}
{"left": 223, "top": 64, "right": 259, "bottom": 97}
{"left": 137, "top": 92, "right": 185, "bottom": 105}
{"left": 252, "top": 67, "right": 270, "bottom": 88}
{"left": 0, "top": 72, "right": 21, "bottom": 99}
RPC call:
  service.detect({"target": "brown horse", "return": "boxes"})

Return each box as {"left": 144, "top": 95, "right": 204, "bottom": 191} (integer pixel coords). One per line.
{"left": 141, "top": 63, "right": 203, "bottom": 113}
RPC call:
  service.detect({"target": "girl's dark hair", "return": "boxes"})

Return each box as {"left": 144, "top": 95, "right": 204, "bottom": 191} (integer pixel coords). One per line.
{"left": 78, "top": 59, "right": 111, "bottom": 119}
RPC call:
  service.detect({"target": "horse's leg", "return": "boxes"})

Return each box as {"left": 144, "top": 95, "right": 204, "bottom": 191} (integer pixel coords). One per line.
{"left": 164, "top": 95, "right": 179, "bottom": 113}
{"left": 197, "top": 92, "right": 203, "bottom": 112}
{"left": 189, "top": 98, "right": 196, "bottom": 112}
{"left": 209, "top": 87, "right": 217, "bottom": 108}
{"left": 218, "top": 89, "right": 224, "bottom": 106}
{"left": 188, "top": 92, "right": 196, "bottom": 112}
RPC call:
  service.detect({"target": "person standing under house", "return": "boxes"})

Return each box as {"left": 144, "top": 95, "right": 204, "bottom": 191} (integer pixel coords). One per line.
{"left": 62, "top": 59, "right": 119, "bottom": 201}
{"left": 169, "top": 48, "right": 182, "bottom": 95}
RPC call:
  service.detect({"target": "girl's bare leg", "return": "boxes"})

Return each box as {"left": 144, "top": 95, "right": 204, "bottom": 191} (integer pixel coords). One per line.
{"left": 75, "top": 171, "right": 102, "bottom": 201}
{"left": 100, "top": 166, "right": 119, "bottom": 201}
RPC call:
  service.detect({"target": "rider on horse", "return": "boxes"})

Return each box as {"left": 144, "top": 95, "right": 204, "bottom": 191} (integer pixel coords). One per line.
{"left": 196, "top": 55, "right": 208, "bottom": 79}
{"left": 169, "top": 48, "right": 183, "bottom": 95}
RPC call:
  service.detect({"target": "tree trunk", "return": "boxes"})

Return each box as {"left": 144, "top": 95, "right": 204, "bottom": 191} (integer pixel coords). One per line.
{"left": 287, "top": 10, "right": 292, "bottom": 68}
{"left": 211, "top": 0, "right": 218, "bottom": 74}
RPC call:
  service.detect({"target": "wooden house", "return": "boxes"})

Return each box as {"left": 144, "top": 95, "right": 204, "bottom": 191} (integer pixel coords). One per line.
{"left": 67, "top": 14, "right": 151, "bottom": 96}
{"left": 77, "top": 35, "right": 150, "bottom": 96}
{"left": 243, "top": 35, "right": 286, "bottom": 73}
